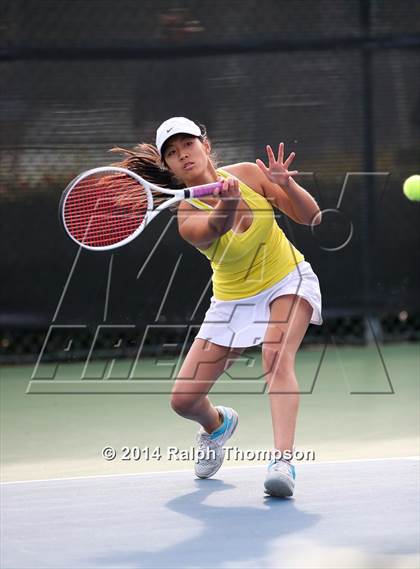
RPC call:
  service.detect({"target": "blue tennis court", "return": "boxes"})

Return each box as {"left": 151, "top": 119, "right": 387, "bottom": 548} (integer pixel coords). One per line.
{"left": 2, "top": 458, "right": 418, "bottom": 569}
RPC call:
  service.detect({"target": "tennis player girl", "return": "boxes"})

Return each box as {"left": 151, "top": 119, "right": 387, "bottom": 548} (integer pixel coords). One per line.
{"left": 113, "top": 117, "right": 322, "bottom": 497}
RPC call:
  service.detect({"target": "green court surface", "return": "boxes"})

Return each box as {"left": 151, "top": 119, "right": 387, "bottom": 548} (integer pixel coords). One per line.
{"left": 1, "top": 343, "right": 418, "bottom": 482}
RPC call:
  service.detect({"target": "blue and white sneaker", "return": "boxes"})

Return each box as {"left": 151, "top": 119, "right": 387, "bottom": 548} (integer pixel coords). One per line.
{"left": 194, "top": 406, "right": 238, "bottom": 479}
{"left": 264, "top": 458, "right": 296, "bottom": 497}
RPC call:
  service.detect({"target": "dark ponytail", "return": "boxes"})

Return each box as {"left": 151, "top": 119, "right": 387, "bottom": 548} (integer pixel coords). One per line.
{"left": 110, "top": 143, "right": 184, "bottom": 188}
{"left": 109, "top": 143, "right": 184, "bottom": 212}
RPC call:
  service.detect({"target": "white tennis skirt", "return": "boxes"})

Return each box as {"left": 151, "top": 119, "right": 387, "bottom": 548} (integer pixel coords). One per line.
{"left": 195, "top": 260, "right": 323, "bottom": 348}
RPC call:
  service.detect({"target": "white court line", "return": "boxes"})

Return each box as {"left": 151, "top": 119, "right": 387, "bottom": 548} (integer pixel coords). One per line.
{"left": 1, "top": 455, "right": 418, "bottom": 486}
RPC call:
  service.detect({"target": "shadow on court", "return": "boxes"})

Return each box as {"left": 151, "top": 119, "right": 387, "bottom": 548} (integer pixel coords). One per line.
{"left": 91, "top": 479, "right": 319, "bottom": 568}
{"left": 2, "top": 459, "right": 419, "bottom": 568}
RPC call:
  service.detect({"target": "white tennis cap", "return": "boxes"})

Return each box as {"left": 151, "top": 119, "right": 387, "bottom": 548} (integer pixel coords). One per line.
{"left": 156, "top": 117, "right": 201, "bottom": 155}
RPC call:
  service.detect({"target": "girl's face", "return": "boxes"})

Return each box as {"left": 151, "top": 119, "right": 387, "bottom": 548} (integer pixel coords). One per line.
{"left": 163, "top": 135, "right": 210, "bottom": 181}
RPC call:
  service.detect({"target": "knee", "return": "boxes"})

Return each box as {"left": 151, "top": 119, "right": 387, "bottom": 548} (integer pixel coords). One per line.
{"left": 170, "top": 392, "right": 198, "bottom": 417}
{"left": 262, "top": 348, "right": 295, "bottom": 378}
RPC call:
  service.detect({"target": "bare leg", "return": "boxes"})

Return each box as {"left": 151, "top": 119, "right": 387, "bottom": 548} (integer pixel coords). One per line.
{"left": 262, "top": 295, "right": 312, "bottom": 454}
{"left": 171, "top": 338, "right": 244, "bottom": 433}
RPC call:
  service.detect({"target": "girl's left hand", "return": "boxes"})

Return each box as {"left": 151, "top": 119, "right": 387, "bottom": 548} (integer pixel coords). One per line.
{"left": 256, "top": 143, "right": 298, "bottom": 189}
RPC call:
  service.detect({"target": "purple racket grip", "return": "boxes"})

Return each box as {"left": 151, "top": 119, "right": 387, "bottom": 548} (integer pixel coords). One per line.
{"left": 190, "top": 181, "right": 223, "bottom": 198}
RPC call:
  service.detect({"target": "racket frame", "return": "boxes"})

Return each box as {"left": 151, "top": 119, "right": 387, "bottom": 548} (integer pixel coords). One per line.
{"left": 60, "top": 166, "right": 220, "bottom": 251}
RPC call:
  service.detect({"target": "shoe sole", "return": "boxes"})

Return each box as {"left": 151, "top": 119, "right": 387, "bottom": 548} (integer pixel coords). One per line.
{"left": 264, "top": 477, "right": 294, "bottom": 498}
{"left": 195, "top": 409, "right": 239, "bottom": 479}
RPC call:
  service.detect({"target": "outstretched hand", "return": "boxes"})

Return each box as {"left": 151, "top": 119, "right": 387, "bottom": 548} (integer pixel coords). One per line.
{"left": 256, "top": 143, "right": 298, "bottom": 189}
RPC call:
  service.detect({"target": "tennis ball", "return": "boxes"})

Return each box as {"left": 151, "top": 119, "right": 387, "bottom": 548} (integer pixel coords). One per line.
{"left": 403, "top": 175, "right": 420, "bottom": 202}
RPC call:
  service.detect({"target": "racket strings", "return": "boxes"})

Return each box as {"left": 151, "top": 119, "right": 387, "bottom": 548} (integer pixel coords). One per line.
{"left": 64, "top": 172, "right": 150, "bottom": 247}
{"left": 99, "top": 173, "right": 170, "bottom": 209}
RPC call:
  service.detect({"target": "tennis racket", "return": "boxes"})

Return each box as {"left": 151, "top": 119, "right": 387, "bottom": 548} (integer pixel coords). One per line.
{"left": 59, "top": 166, "right": 222, "bottom": 251}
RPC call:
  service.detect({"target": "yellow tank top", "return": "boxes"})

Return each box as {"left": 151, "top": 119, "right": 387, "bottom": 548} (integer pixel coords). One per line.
{"left": 187, "top": 168, "right": 304, "bottom": 300}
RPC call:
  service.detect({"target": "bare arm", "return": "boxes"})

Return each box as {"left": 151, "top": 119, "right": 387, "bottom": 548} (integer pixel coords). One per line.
{"left": 256, "top": 143, "right": 322, "bottom": 226}
{"left": 177, "top": 177, "right": 240, "bottom": 249}
{"left": 277, "top": 176, "right": 321, "bottom": 226}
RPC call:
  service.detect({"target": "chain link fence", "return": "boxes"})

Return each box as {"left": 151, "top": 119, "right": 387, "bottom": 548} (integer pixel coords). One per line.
{"left": 1, "top": 0, "right": 419, "bottom": 362}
